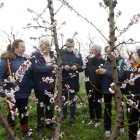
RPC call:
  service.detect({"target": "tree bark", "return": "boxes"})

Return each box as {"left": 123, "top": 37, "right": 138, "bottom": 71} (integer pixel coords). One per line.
{"left": 0, "top": 107, "right": 20, "bottom": 140}
{"left": 47, "top": 0, "right": 62, "bottom": 140}
{"left": 109, "top": 0, "right": 123, "bottom": 139}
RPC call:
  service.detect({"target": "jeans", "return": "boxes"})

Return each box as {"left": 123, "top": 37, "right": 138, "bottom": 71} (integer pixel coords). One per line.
{"left": 62, "top": 90, "right": 76, "bottom": 120}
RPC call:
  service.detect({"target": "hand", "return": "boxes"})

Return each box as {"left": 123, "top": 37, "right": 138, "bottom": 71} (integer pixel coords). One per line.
{"left": 53, "top": 64, "right": 58, "bottom": 69}
{"left": 96, "top": 69, "right": 106, "bottom": 74}
{"left": 71, "top": 65, "right": 77, "bottom": 71}
{"left": 64, "top": 65, "right": 70, "bottom": 71}
{"left": 2, "top": 96, "right": 7, "bottom": 102}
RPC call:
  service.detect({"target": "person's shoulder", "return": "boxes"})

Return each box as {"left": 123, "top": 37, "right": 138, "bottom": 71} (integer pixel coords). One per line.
{"left": 1, "top": 51, "right": 16, "bottom": 60}
{"left": 32, "top": 51, "right": 40, "bottom": 56}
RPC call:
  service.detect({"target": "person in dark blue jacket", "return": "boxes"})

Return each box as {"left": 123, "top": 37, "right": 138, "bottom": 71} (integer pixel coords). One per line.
{"left": 30, "top": 38, "right": 57, "bottom": 135}
{"left": 61, "top": 38, "right": 83, "bottom": 126}
{"left": 96, "top": 45, "right": 125, "bottom": 138}
{"left": 0, "top": 39, "right": 32, "bottom": 140}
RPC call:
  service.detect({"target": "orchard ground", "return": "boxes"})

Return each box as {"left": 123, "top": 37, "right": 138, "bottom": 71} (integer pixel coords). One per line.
{"left": 0, "top": 72, "right": 132, "bottom": 140}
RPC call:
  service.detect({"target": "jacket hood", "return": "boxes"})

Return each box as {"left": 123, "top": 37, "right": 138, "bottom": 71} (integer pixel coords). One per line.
{"left": 1, "top": 50, "right": 16, "bottom": 60}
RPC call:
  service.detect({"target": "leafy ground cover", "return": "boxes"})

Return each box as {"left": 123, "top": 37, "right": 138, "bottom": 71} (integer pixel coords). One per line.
{"left": 0, "top": 72, "right": 130, "bottom": 140}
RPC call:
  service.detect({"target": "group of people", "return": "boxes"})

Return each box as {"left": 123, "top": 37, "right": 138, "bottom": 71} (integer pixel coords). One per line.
{"left": 85, "top": 44, "right": 140, "bottom": 140}
{"left": 0, "top": 38, "right": 139, "bottom": 140}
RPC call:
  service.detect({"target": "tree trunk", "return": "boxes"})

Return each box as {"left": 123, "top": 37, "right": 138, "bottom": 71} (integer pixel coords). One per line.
{"left": 109, "top": 0, "right": 123, "bottom": 139}
{"left": 0, "top": 108, "right": 20, "bottom": 140}
{"left": 48, "top": 0, "right": 62, "bottom": 140}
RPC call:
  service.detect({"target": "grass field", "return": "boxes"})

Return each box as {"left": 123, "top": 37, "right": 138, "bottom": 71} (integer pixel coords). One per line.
{"left": 0, "top": 72, "right": 130, "bottom": 140}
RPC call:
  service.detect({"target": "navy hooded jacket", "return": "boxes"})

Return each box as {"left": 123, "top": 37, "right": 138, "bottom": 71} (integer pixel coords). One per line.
{"left": 61, "top": 49, "right": 83, "bottom": 92}
{"left": 30, "top": 51, "right": 57, "bottom": 91}
{"left": 0, "top": 50, "right": 32, "bottom": 99}
{"left": 101, "top": 57, "right": 125, "bottom": 94}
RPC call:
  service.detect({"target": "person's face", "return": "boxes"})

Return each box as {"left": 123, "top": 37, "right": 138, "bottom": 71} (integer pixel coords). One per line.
{"left": 67, "top": 45, "right": 74, "bottom": 52}
{"left": 134, "top": 52, "right": 140, "bottom": 64}
{"left": 106, "top": 47, "right": 111, "bottom": 58}
{"left": 90, "top": 47, "right": 98, "bottom": 57}
{"left": 14, "top": 42, "right": 25, "bottom": 55}
{"left": 40, "top": 41, "right": 51, "bottom": 55}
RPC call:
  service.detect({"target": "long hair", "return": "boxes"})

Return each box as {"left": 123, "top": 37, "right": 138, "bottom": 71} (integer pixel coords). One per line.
{"left": 7, "top": 39, "right": 24, "bottom": 51}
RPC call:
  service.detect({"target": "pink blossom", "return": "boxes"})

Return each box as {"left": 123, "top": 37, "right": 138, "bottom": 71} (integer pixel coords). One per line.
{"left": 99, "top": 2, "right": 103, "bottom": 8}
{"left": 60, "top": 33, "right": 64, "bottom": 38}
{"left": 117, "top": 10, "right": 122, "bottom": 16}
{"left": 74, "top": 31, "right": 78, "bottom": 35}
{"left": 50, "top": 97, "right": 55, "bottom": 103}
{"left": 25, "top": 112, "right": 29, "bottom": 116}
{"left": 137, "top": 130, "right": 140, "bottom": 140}
{"left": 84, "top": 77, "right": 89, "bottom": 82}
{"left": 117, "top": 66, "right": 121, "bottom": 71}
{"left": 47, "top": 106, "right": 50, "bottom": 110}
{"left": 27, "top": 8, "right": 33, "bottom": 13}
{"left": 98, "top": 98, "right": 104, "bottom": 103}
{"left": 109, "top": 88, "right": 115, "bottom": 93}
{"left": 111, "top": 50, "right": 119, "bottom": 58}
{"left": 55, "top": 105, "right": 61, "bottom": 112}
{"left": 121, "top": 101, "right": 124, "bottom": 105}
{"left": 127, "top": 108, "right": 130, "bottom": 113}
{"left": 44, "top": 28, "right": 47, "bottom": 32}
{"left": 62, "top": 95, "right": 66, "bottom": 101}
{"left": 65, "top": 84, "right": 70, "bottom": 89}
{"left": 81, "top": 120, "right": 84, "bottom": 123}
{"left": 28, "top": 132, "right": 32, "bottom": 136}
{"left": 69, "top": 89, "right": 75, "bottom": 93}
{"left": 0, "top": 3, "right": 4, "bottom": 9}
{"left": 62, "top": 21, "right": 66, "bottom": 25}
{"left": 125, "top": 58, "right": 133, "bottom": 64}
{"left": 21, "top": 113, "right": 24, "bottom": 118}
{"left": 129, "top": 38, "right": 134, "bottom": 42}
{"left": 134, "top": 18, "right": 139, "bottom": 24}
{"left": 40, "top": 102, "right": 44, "bottom": 107}
{"left": 127, "top": 99, "right": 133, "bottom": 105}
{"left": 121, "top": 83, "right": 126, "bottom": 89}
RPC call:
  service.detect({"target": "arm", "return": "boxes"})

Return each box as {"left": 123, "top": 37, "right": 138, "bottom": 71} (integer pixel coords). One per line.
{"left": 104, "top": 60, "right": 125, "bottom": 81}
{"left": 0, "top": 59, "right": 8, "bottom": 97}
{"left": 77, "top": 53, "right": 84, "bottom": 72}
{"left": 30, "top": 54, "right": 53, "bottom": 74}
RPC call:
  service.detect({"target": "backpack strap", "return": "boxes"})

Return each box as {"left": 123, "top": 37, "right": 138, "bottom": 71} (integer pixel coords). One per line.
{"left": 118, "top": 59, "right": 123, "bottom": 66}
{"left": 7, "top": 58, "right": 12, "bottom": 76}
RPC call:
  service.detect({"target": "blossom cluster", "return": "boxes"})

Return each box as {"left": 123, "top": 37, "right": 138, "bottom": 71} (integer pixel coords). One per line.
{"left": 0, "top": 2, "right": 4, "bottom": 9}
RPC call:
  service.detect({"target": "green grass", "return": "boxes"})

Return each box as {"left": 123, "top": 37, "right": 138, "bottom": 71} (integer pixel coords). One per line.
{"left": 0, "top": 72, "right": 130, "bottom": 140}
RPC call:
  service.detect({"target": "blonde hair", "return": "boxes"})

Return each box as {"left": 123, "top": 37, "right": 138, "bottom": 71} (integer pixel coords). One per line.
{"left": 104, "top": 45, "right": 121, "bottom": 56}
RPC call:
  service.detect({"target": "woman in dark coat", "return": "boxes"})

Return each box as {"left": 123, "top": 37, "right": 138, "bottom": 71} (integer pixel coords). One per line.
{"left": 61, "top": 38, "right": 83, "bottom": 126}
{"left": 30, "top": 38, "right": 57, "bottom": 135}
{"left": 96, "top": 45, "right": 125, "bottom": 138}
{"left": 123, "top": 48, "right": 140, "bottom": 140}
{"left": 85, "top": 44, "right": 105, "bottom": 128}
{"left": 0, "top": 39, "right": 32, "bottom": 140}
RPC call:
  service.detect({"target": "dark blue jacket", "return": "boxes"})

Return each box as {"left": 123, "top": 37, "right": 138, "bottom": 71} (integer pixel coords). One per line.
{"left": 101, "top": 57, "right": 125, "bottom": 94}
{"left": 0, "top": 50, "right": 32, "bottom": 99}
{"left": 30, "top": 51, "right": 57, "bottom": 91}
{"left": 61, "top": 49, "right": 83, "bottom": 92}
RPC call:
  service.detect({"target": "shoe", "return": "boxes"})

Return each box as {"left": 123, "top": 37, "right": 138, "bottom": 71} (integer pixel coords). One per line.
{"left": 9, "top": 137, "right": 13, "bottom": 140}
{"left": 38, "top": 128, "right": 45, "bottom": 136}
{"left": 120, "top": 128, "right": 124, "bottom": 132}
{"left": 62, "top": 116, "right": 67, "bottom": 121}
{"left": 93, "top": 122, "right": 100, "bottom": 128}
{"left": 105, "top": 130, "right": 110, "bottom": 138}
{"left": 87, "top": 120, "right": 95, "bottom": 126}
{"left": 48, "top": 125, "right": 56, "bottom": 131}
{"left": 22, "top": 132, "right": 30, "bottom": 140}
{"left": 70, "top": 119, "right": 75, "bottom": 127}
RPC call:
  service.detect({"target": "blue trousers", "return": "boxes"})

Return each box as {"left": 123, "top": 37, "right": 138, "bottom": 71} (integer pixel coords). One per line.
{"left": 62, "top": 90, "right": 76, "bottom": 120}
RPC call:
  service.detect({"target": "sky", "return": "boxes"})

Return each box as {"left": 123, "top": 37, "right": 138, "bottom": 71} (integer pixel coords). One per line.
{"left": 0, "top": 0, "right": 140, "bottom": 58}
